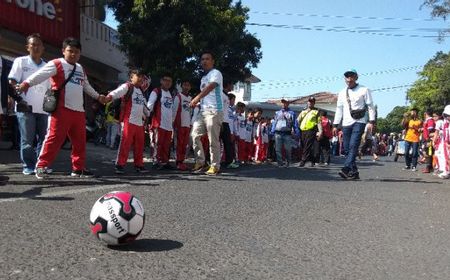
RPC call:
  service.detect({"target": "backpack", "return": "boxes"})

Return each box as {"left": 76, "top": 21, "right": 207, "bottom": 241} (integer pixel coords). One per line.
{"left": 148, "top": 87, "right": 163, "bottom": 128}
{"left": 321, "top": 117, "right": 332, "bottom": 139}
{"left": 112, "top": 82, "right": 134, "bottom": 122}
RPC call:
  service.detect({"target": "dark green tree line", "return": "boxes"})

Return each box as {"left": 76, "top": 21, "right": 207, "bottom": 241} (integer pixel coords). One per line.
{"left": 106, "top": 0, "right": 262, "bottom": 83}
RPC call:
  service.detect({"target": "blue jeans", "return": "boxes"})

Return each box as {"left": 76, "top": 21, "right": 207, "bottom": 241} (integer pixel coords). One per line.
{"left": 342, "top": 122, "right": 365, "bottom": 172}
{"left": 275, "top": 133, "right": 293, "bottom": 164}
{"left": 404, "top": 141, "right": 419, "bottom": 168}
{"left": 16, "top": 112, "right": 48, "bottom": 170}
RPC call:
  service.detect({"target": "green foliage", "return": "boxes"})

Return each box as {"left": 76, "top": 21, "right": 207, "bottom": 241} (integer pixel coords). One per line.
{"left": 422, "top": 0, "right": 450, "bottom": 39}
{"left": 107, "top": 0, "right": 262, "bottom": 83}
{"left": 377, "top": 106, "right": 409, "bottom": 134}
{"left": 407, "top": 51, "right": 450, "bottom": 114}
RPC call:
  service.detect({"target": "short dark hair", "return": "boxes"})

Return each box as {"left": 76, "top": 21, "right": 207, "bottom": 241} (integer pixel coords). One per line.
{"left": 181, "top": 78, "right": 191, "bottom": 84}
{"left": 236, "top": 102, "right": 246, "bottom": 109}
{"left": 254, "top": 107, "right": 263, "bottom": 113}
{"left": 228, "top": 93, "right": 236, "bottom": 100}
{"left": 425, "top": 108, "right": 433, "bottom": 115}
{"left": 200, "top": 50, "right": 215, "bottom": 60}
{"left": 129, "top": 68, "right": 145, "bottom": 77}
{"left": 62, "top": 37, "right": 82, "bottom": 50}
{"left": 26, "top": 33, "right": 42, "bottom": 44}
{"left": 160, "top": 72, "right": 172, "bottom": 79}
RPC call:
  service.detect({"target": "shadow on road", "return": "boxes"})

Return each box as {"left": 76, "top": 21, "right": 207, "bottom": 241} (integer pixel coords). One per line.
{"left": 108, "top": 238, "right": 183, "bottom": 252}
{"left": 365, "top": 178, "right": 443, "bottom": 184}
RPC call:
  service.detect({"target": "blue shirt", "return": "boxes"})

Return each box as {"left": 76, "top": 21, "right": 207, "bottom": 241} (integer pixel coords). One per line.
{"left": 271, "top": 108, "right": 300, "bottom": 136}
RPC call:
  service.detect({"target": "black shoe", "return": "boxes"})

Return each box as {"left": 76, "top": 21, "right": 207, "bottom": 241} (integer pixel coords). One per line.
{"left": 338, "top": 168, "right": 350, "bottom": 179}
{"left": 156, "top": 163, "right": 172, "bottom": 170}
{"left": 135, "top": 166, "right": 149, "bottom": 173}
{"left": 348, "top": 171, "right": 360, "bottom": 180}
{"left": 71, "top": 169, "right": 95, "bottom": 178}
{"left": 115, "top": 165, "right": 125, "bottom": 174}
{"left": 299, "top": 161, "right": 305, "bottom": 167}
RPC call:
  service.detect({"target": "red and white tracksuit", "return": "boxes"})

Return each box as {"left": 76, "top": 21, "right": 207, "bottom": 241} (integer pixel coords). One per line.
{"left": 435, "top": 119, "right": 450, "bottom": 174}
{"left": 24, "top": 58, "right": 100, "bottom": 171}
{"left": 255, "top": 122, "right": 269, "bottom": 162}
{"left": 109, "top": 83, "right": 148, "bottom": 167}
{"left": 173, "top": 92, "right": 192, "bottom": 164}
{"left": 147, "top": 88, "right": 173, "bottom": 164}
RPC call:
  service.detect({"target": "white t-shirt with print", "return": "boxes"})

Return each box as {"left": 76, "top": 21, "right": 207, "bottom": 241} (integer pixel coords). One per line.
{"left": 200, "top": 69, "right": 223, "bottom": 112}
{"left": 147, "top": 89, "right": 174, "bottom": 131}
{"left": 173, "top": 92, "right": 192, "bottom": 128}
{"left": 221, "top": 92, "right": 231, "bottom": 124}
{"left": 8, "top": 56, "right": 50, "bottom": 114}
{"left": 109, "top": 83, "right": 148, "bottom": 126}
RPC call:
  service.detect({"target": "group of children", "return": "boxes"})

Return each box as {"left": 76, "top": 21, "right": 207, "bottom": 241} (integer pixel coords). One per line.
{"left": 100, "top": 70, "right": 272, "bottom": 175}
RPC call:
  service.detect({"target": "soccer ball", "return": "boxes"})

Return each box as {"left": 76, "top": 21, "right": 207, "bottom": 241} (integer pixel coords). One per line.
{"left": 90, "top": 191, "right": 145, "bottom": 245}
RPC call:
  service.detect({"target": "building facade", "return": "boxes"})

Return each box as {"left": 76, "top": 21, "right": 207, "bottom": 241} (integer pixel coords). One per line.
{"left": 0, "top": 0, "right": 128, "bottom": 109}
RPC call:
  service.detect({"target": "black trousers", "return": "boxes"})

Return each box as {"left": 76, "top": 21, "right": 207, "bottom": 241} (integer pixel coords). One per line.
{"left": 220, "top": 122, "right": 234, "bottom": 165}
{"left": 301, "top": 129, "right": 318, "bottom": 163}
{"left": 318, "top": 137, "right": 331, "bottom": 164}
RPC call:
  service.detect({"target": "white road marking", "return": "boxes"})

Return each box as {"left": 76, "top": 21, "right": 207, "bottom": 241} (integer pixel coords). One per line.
{"left": 0, "top": 166, "right": 277, "bottom": 203}
{"left": 0, "top": 179, "right": 167, "bottom": 203}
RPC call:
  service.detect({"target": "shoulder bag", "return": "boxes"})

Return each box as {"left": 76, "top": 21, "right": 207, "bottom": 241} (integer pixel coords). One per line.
{"left": 346, "top": 87, "right": 367, "bottom": 119}
{"left": 43, "top": 64, "right": 76, "bottom": 113}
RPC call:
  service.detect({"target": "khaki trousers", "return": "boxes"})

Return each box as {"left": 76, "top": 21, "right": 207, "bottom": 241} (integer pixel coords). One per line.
{"left": 191, "top": 110, "right": 223, "bottom": 168}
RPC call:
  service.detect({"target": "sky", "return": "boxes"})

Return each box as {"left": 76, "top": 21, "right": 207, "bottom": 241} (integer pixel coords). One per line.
{"left": 105, "top": 0, "right": 450, "bottom": 117}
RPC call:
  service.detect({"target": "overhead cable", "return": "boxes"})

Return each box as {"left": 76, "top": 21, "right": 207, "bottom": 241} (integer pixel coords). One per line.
{"left": 251, "top": 11, "right": 437, "bottom": 23}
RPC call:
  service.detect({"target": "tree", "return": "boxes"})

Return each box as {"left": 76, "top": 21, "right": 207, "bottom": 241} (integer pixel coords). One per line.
{"left": 107, "top": 0, "right": 262, "bottom": 83}
{"left": 422, "top": 0, "right": 450, "bottom": 39}
{"left": 377, "top": 106, "right": 409, "bottom": 134}
{"left": 407, "top": 51, "right": 450, "bottom": 114}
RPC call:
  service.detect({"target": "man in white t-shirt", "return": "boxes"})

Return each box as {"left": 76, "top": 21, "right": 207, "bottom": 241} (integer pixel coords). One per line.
{"left": 332, "top": 69, "right": 376, "bottom": 180}
{"left": 8, "top": 34, "right": 51, "bottom": 175}
{"left": 190, "top": 51, "right": 224, "bottom": 175}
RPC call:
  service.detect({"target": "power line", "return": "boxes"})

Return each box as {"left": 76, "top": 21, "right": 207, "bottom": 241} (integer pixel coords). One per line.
{"left": 250, "top": 11, "right": 438, "bottom": 23}
{"left": 246, "top": 22, "right": 448, "bottom": 39}
{"left": 254, "top": 84, "right": 413, "bottom": 102}
{"left": 253, "top": 66, "right": 423, "bottom": 90}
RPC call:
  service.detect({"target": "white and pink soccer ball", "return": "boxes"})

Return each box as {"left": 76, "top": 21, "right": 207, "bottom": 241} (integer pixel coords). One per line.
{"left": 90, "top": 191, "right": 145, "bottom": 245}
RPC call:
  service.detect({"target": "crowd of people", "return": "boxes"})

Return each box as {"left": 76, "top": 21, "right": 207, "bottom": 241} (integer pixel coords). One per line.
{"left": 3, "top": 34, "right": 448, "bottom": 181}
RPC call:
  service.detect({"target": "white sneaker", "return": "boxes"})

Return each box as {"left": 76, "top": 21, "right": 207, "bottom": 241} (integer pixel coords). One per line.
{"left": 411, "top": 167, "right": 417, "bottom": 172}
{"left": 438, "top": 173, "right": 449, "bottom": 179}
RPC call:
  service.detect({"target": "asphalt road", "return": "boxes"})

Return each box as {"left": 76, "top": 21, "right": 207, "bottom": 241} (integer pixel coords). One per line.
{"left": 1, "top": 143, "right": 449, "bottom": 280}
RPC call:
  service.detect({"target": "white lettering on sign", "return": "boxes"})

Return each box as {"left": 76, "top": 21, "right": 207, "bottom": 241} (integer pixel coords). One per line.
{"left": 4, "top": 0, "right": 56, "bottom": 20}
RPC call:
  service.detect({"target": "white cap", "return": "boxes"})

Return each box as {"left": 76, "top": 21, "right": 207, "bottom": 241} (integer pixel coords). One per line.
{"left": 444, "top": 105, "right": 450, "bottom": 115}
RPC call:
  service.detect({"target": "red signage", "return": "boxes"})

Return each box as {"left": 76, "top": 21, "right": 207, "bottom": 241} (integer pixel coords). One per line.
{"left": 0, "top": 0, "right": 80, "bottom": 47}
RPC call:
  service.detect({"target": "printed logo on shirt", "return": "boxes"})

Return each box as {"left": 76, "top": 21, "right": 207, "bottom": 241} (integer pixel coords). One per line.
{"left": 182, "top": 100, "right": 190, "bottom": 111}
{"left": 70, "top": 71, "right": 84, "bottom": 85}
{"left": 22, "top": 66, "right": 31, "bottom": 72}
{"left": 133, "top": 94, "right": 146, "bottom": 105}
{"left": 162, "top": 96, "right": 173, "bottom": 109}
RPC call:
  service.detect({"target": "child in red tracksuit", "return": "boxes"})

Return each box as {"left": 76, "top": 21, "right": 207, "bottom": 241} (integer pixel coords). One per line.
{"left": 255, "top": 117, "right": 269, "bottom": 163}
{"left": 147, "top": 73, "right": 174, "bottom": 170}
{"left": 19, "top": 37, "right": 104, "bottom": 179}
{"left": 105, "top": 69, "right": 149, "bottom": 174}
{"left": 235, "top": 102, "right": 248, "bottom": 163}
{"left": 244, "top": 111, "right": 255, "bottom": 162}
{"left": 172, "top": 80, "right": 192, "bottom": 170}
